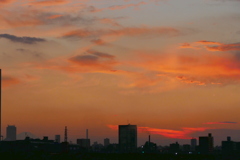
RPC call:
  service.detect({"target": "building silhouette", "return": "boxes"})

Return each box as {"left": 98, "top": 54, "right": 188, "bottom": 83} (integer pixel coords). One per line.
{"left": 5, "top": 125, "right": 16, "bottom": 141}
{"left": 142, "top": 135, "right": 157, "bottom": 153}
{"left": 221, "top": 136, "right": 236, "bottom": 154}
{"left": 55, "top": 135, "right": 60, "bottom": 143}
{"left": 191, "top": 138, "right": 197, "bottom": 151}
{"left": 199, "top": 133, "right": 214, "bottom": 154}
{"left": 169, "top": 142, "right": 180, "bottom": 153}
{"left": 104, "top": 138, "right": 110, "bottom": 147}
{"left": 118, "top": 124, "right": 137, "bottom": 152}
{"left": 77, "top": 139, "right": 90, "bottom": 149}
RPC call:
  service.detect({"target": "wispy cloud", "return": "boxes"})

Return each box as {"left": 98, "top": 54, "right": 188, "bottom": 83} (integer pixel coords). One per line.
{"left": 2, "top": 75, "right": 21, "bottom": 88}
{"left": 196, "top": 40, "right": 222, "bottom": 45}
{"left": 0, "top": 0, "right": 15, "bottom": 4}
{"left": 180, "top": 40, "right": 240, "bottom": 52}
{"left": 63, "top": 27, "right": 179, "bottom": 39}
{"left": 0, "top": 34, "right": 46, "bottom": 44}
{"left": 206, "top": 43, "right": 240, "bottom": 51}
{"left": 28, "top": 0, "right": 69, "bottom": 6}
{"left": 68, "top": 50, "right": 117, "bottom": 71}
{"left": 99, "top": 18, "right": 122, "bottom": 27}
{"left": 89, "top": 2, "right": 147, "bottom": 13}
{"left": 204, "top": 121, "right": 238, "bottom": 125}
{"left": 33, "top": 50, "right": 119, "bottom": 74}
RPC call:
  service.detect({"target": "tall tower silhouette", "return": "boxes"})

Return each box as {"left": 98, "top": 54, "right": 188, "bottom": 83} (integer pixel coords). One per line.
{"left": 64, "top": 126, "right": 68, "bottom": 142}
{"left": 0, "top": 69, "right": 2, "bottom": 141}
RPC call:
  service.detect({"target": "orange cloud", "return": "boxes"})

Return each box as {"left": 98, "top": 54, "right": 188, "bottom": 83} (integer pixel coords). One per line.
{"left": 196, "top": 40, "right": 222, "bottom": 45}
{"left": 106, "top": 27, "right": 179, "bottom": 37}
{"left": 2, "top": 76, "right": 21, "bottom": 88}
{"left": 28, "top": 0, "right": 69, "bottom": 6}
{"left": 63, "top": 27, "right": 179, "bottom": 38}
{"left": 33, "top": 50, "right": 119, "bottom": 74}
{"left": 177, "top": 76, "right": 205, "bottom": 86}
{"left": 100, "top": 18, "right": 121, "bottom": 27}
{"left": 47, "top": 14, "right": 63, "bottom": 19}
{"left": 125, "top": 49, "right": 240, "bottom": 89}
{"left": 91, "top": 39, "right": 106, "bottom": 45}
{"left": 107, "top": 125, "right": 210, "bottom": 139}
{"left": 89, "top": 2, "right": 147, "bottom": 13}
{"left": 206, "top": 43, "right": 240, "bottom": 51}
{"left": 180, "top": 43, "right": 191, "bottom": 48}
{"left": 68, "top": 51, "right": 117, "bottom": 71}
{"left": 0, "top": 10, "right": 43, "bottom": 28}
{"left": 181, "top": 40, "right": 240, "bottom": 52}
{"left": 0, "top": 0, "right": 15, "bottom": 4}
{"left": 63, "top": 29, "right": 93, "bottom": 38}
{"left": 180, "top": 43, "right": 200, "bottom": 49}
{"left": 108, "top": 2, "right": 147, "bottom": 10}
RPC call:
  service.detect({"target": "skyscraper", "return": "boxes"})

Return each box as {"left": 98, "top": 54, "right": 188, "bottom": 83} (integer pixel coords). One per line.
{"left": 118, "top": 124, "right": 137, "bottom": 152}
{"left": 6, "top": 125, "right": 17, "bottom": 141}
{"left": 199, "top": 133, "right": 214, "bottom": 154}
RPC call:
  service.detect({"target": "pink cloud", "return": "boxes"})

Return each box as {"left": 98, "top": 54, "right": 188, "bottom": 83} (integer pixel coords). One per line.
{"left": 107, "top": 125, "right": 210, "bottom": 139}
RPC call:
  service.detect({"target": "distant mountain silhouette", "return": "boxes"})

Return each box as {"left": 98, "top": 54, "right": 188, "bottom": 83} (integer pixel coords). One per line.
{"left": 17, "top": 132, "right": 39, "bottom": 140}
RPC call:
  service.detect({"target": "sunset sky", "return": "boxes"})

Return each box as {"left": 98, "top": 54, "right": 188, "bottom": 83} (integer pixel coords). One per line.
{"left": 1, "top": 0, "right": 240, "bottom": 145}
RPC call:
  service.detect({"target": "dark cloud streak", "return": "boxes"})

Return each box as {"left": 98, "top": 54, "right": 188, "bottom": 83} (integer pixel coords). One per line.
{"left": 204, "top": 121, "right": 238, "bottom": 124}
{"left": 0, "top": 34, "right": 46, "bottom": 44}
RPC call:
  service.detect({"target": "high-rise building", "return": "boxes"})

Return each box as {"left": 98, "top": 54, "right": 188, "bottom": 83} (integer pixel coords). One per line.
{"left": 6, "top": 125, "right": 16, "bottom": 141}
{"left": 222, "top": 136, "right": 236, "bottom": 154}
{"left": 55, "top": 135, "right": 60, "bottom": 143}
{"left": 118, "top": 124, "right": 137, "bottom": 152}
{"left": 104, "top": 138, "right": 110, "bottom": 147}
{"left": 191, "top": 138, "right": 197, "bottom": 151}
{"left": 199, "top": 133, "right": 214, "bottom": 154}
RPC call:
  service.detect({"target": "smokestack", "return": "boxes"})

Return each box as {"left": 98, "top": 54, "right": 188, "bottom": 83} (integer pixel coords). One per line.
{"left": 149, "top": 135, "right": 150, "bottom": 143}
{"left": 86, "top": 129, "right": 88, "bottom": 139}
{"left": 0, "top": 69, "right": 2, "bottom": 141}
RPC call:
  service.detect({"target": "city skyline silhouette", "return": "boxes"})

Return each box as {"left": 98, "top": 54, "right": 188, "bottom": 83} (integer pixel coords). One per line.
{"left": 1, "top": 0, "right": 240, "bottom": 151}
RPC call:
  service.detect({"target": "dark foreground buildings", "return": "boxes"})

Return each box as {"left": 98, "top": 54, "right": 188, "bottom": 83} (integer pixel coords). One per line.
{"left": 199, "top": 133, "right": 214, "bottom": 154}
{"left": 118, "top": 124, "right": 137, "bottom": 152}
